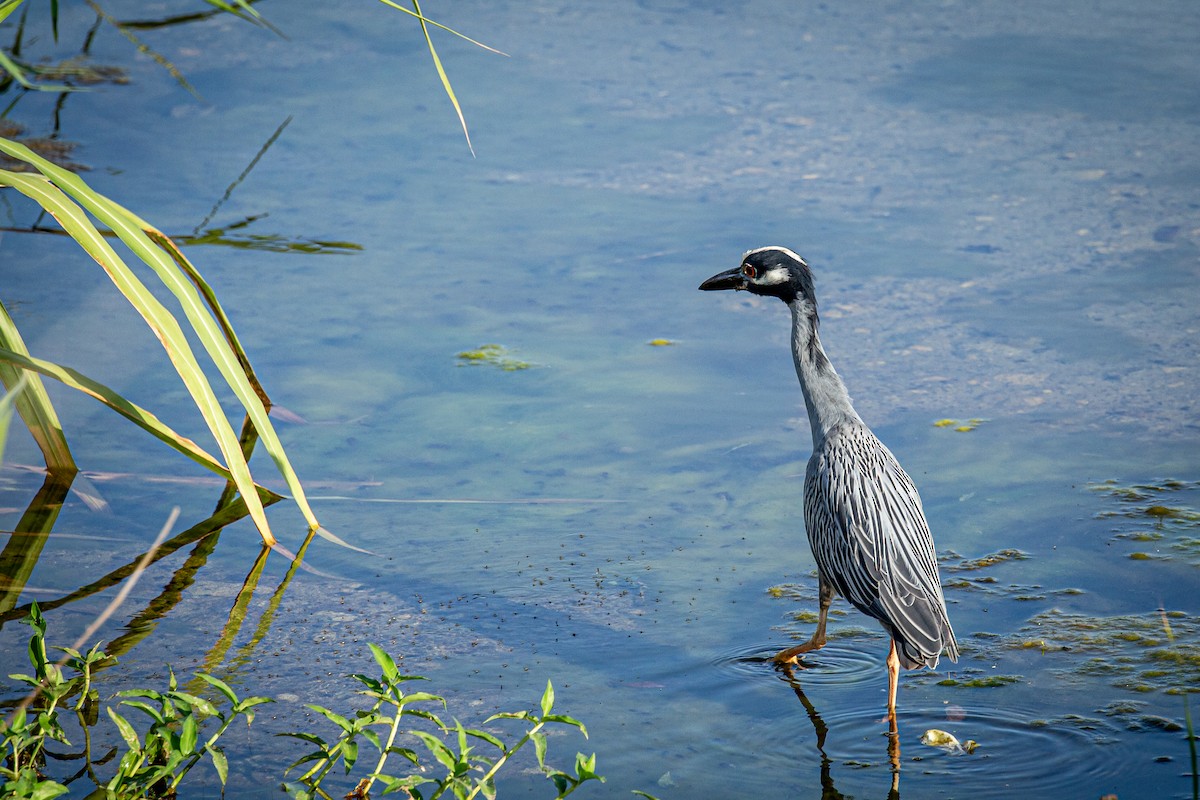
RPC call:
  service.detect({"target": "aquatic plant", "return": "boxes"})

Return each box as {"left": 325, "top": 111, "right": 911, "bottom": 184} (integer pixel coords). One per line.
{"left": 0, "top": 141, "right": 320, "bottom": 548}
{"left": 1088, "top": 478, "right": 1200, "bottom": 567}
{"left": 2, "top": 605, "right": 627, "bottom": 799}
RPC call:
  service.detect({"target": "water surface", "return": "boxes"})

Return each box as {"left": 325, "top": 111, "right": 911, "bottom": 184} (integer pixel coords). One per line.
{"left": 2, "top": 1, "right": 1198, "bottom": 798}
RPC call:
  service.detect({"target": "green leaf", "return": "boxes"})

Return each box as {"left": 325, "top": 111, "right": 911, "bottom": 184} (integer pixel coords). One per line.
{"left": 169, "top": 691, "right": 219, "bottom": 718}
{"left": 368, "top": 642, "right": 400, "bottom": 683}
{"left": 543, "top": 714, "right": 588, "bottom": 738}
{"left": 179, "top": 713, "right": 199, "bottom": 755}
{"left": 106, "top": 707, "right": 141, "bottom": 751}
{"left": 463, "top": 727, "right": 504, "bottom": 751}
{"left": 408, "top": 730, "right": 457, "bottom": 771}
{"left": 530, "top": 730, "right": 547, "bottom": 769}
{"left": 0, "top": 158, "right": 283, "bottom": 544}
{"left": 309, "top": 706, "right": 354, "bottom": 733}
{"left": 193, "top": 672, "right": 238, "bottom": 705}
{"left": 118, "top": 700, "right": 166, "bottom": 725}
{"left": 0, "top": 371, "right": 30, "bottom": 464}
{"left": 208, "top": 744, "right": 229, "bottom": 785}
{"left": 361, "top": 728, "right": 383, "bottom": 752}
{"left": 540, "top": 680, "right": 554, "bottom": 717}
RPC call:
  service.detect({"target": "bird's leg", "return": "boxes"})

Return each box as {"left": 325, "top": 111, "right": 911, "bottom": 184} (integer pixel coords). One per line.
{"left": 886, "top": 638, "right": 900, "bottom": 724}
{"left": 773, "top": 575, "right": 834, "bottom": 665}
{"left": 885, "top": 639, "right": 901, "bottom": 792}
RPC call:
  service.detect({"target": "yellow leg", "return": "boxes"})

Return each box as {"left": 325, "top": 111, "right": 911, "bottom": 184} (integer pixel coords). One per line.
{"left": 886, "top": 638, "right": 900, "bottom": 723}
{"left": 886, "top": 639, "right": 901, "bottom": 793}
{"left": 774, "top": 575, "right": 834, "bottom": 665}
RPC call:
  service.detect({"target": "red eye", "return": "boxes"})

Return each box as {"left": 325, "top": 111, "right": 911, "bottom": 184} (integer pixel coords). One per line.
{"left": 742, "top": 264, "right": 757, "bottom": 278}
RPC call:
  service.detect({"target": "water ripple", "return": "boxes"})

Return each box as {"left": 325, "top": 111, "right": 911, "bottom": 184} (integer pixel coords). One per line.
{"left": 711, "top": 639, "right": 885, "bottom": 687}
{"left": 810, "top": 702, "right": 1140, "bottom": 795}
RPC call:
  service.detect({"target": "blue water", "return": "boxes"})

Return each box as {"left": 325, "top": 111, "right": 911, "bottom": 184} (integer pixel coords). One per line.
{"left": 2, "top": 1, "right": 1199, "bottom": 797}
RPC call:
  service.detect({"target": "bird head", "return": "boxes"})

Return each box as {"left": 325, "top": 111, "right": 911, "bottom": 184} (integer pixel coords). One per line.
{"left": 698, "top": 246, "right": 815, "bottom": 306}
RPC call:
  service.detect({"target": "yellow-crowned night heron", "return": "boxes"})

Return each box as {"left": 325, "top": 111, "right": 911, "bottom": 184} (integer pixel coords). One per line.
{"left": 700, "top": 246, "right": 958, "bottom": 721}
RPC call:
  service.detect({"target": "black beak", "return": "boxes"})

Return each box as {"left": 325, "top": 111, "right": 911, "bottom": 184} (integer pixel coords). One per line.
{"left": 698, "top": 267, "right": 746, "bottom": 292}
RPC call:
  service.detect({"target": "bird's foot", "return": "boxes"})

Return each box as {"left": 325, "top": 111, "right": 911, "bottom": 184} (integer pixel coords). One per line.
{"left": 772, "top": 640, "right": 824, "bottom": 666}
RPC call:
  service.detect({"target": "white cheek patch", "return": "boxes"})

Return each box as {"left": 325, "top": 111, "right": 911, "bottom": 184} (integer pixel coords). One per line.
{"left": 757, "top": 267, "right": 790, "bottom": 285}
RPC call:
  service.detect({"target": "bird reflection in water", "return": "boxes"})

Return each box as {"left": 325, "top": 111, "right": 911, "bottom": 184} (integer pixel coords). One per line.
{"left": 778, "top": 667, "right": 901, "bottom": 800}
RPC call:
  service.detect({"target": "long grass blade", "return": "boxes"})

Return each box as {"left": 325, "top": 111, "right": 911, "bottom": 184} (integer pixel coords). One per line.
{"left": 0, "top": 299, "right": 77, "bottom": 477}
{"left": 0, "top": 162, "right": 278, "bottom": 546}
{"left": 0, "top": 373, "right": 29, "bottom": 460}
{"left": 109, "top": 205, "right": 324, "bottom": 537}
{"left": 0, "top": 346, "right": 279, "bottom": 500}
{"left": 2, "top": 139, "right": 325, "bottom": 541}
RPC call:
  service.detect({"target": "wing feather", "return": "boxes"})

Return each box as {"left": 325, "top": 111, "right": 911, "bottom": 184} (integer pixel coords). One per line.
{"left": 804, "top": 425, "right": 958, "bottom": 668}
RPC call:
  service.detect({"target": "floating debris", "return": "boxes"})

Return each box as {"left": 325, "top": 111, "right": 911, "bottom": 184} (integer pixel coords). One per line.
{"left": 920, "top": 728, "right": 978, "bottom": 754}
{"left": 455, "top": 344, "right": 532, "bottom": 371}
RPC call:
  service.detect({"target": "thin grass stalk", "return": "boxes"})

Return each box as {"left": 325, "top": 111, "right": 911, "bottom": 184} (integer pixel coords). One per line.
{"left": 408, "top": 0, "right": 473, "bottom": 156}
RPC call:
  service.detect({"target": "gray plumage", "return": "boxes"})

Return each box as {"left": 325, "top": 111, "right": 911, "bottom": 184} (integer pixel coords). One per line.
{"left": 700, "top": 246, "right": 958, "bottom": 671}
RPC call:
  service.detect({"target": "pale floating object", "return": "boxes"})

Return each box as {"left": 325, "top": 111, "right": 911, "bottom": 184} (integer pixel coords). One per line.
{"left": 921, "top": 728, "right": 978, "bottom": 754}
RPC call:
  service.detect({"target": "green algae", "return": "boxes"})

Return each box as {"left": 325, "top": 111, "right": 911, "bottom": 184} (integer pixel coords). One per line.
{"left": 933, "top": 417, "right": 987, "bottom": 432}
{"left": 455, "top": 344, "right": 532, "bottom": 371}
{"left": 937, "top": 673, "right": 1021, "bottom": 688}
{"left": 1088, "top": 477, "right": 1200, "bottom": 567}
{"left": 942, "top": 548, "right": 1030, "bottom": 572}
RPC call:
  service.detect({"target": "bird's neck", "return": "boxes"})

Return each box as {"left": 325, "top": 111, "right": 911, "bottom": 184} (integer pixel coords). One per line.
{"left": 789, "top": 301, "right": 863, "bottom": 449}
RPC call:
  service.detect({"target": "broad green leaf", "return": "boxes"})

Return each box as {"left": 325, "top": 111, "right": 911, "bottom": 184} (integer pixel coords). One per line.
{"left": 543, "top": 713, "right": 587, "bottom": 738}
{"left": 540, "top": 680, "right": 554, "bottom": 717}
{"left": 463, "top": 727, "right": 504, "bottom": 751}
{"left": 118, "top": 700, "right": 167, "bottom": 725}
{"left": 530, "top": 730, "right": 547, "bottom": 768}
{"left": 408, "top": 730, "right": 457, "bottom": 771}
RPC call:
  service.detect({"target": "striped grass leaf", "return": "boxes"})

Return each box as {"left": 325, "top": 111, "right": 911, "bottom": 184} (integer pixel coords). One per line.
{"left": 0, "top": 299, "right": 77, "bottom": 477}
{"left": 0, "top": 161, "right": 280, "bottom": 546}
{"left": 0, "top": 345, "right": 281, "bottom": 502}
{"left": 0, "top": 372, "right": 30, "bottom": 462}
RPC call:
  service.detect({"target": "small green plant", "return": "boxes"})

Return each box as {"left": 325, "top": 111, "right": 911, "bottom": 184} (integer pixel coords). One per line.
{"left": 104, "top": 670, "right": 272, "bottom": 796}
{"left": 3, "top": 608, "right": 627, "bottom": 799}
{"left": 2, "top": 602, "right": 110, "bottom": 799}
{"left": 2, "top": 602, "right": 268, "bottom": 799}
{"left": 281, "top": 644, "right": 603, "bottom": 799}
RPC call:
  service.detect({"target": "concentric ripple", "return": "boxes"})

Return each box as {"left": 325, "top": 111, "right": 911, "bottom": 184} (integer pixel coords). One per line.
{"left": 809, "top": 701, "right": 1143, "bottom": 797}
{"left": 711, "top": 639, "right": 885, "bottom": 687}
